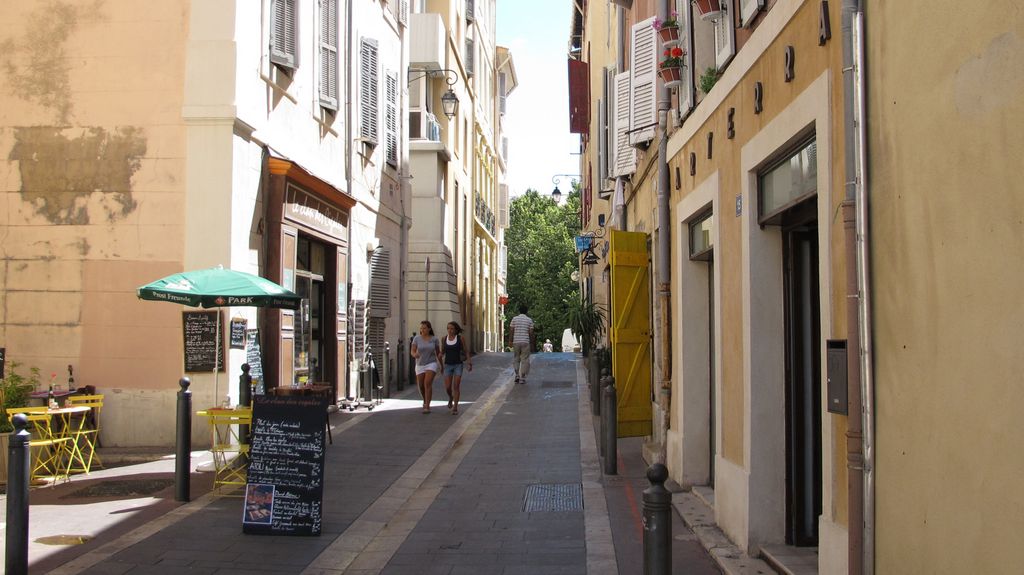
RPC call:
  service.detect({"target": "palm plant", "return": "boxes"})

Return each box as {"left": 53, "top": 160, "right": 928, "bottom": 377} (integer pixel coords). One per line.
{"left": 568, "top": 298, "right": 607, "bottom": 356}
{"left": 1, "top": 361, "right": 39, "bottom": 432}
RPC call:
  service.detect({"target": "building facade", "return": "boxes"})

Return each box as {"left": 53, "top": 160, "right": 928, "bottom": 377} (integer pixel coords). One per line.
{"left": 573, "top": 0, "right": 1024, "bottom": 572}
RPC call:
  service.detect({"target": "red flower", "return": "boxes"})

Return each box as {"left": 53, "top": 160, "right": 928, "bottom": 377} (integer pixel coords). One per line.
{"left": 671, "top": 46, "right": 684, "bottom": 58}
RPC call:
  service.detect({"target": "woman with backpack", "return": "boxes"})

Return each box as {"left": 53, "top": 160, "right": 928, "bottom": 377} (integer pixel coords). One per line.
{"left": 441, "top": 321, "right": 473, "bottom": 414}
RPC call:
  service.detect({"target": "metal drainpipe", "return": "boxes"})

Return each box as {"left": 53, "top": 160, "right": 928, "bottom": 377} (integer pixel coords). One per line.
{"left": 655, "top": 0, "right": 672, "bottom": 464}
{"left": 345, "top": 0, "right": 355, "bottom": 398}
{"left": 853, "top": 10, "right": 875, "bottom": 573}
{"left": 839, "top": 0, "right": 863, "bottom": 573}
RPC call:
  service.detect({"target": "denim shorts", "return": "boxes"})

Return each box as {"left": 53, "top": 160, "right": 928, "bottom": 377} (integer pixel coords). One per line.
{"left": 443, "top": 363, "right": 464, "bottom": 377}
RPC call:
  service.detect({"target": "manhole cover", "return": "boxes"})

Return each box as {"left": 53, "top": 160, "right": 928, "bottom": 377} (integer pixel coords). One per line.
{"left": 541, "top": 381, "right": 574, "bottom": 389}
{"left": 63, "top": 478, "right": 175, "bottom": 499}
{"left": 522, "top": 483, "right": 583, "bottom": 512}
{"left": 35, "top": 535, "right": 93, "bottom": 546}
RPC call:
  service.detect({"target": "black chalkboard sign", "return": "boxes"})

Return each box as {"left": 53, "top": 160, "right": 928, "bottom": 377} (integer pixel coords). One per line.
{"left": 245, "top": 329, "right": 264, "bottom": 386}
{"left": 243, "top": 395, "right": 327, "bottom": 535}
{"left": 230, "top": 318, "right": 247, "bottom": 350}
{"left": 183, "top": 310, "right": 224, "bottom": 372}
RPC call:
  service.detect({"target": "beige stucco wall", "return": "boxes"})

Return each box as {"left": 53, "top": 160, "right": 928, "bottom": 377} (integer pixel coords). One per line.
{"left": 868, "top": 2, "right": 1024, "bottom": 572}
{"left": 656, "top": 0, "right": 849, "bottom": 560}
{"left": 0, "top": 1, "right": 190, "bottom": 445}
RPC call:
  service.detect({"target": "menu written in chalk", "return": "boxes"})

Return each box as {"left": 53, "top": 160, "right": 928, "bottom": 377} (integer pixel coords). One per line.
{"left": 245, "top": 329, "right": 264, "bottom": 391}
{"left": 230, "top": 318, "right": 248, "bottom": 350}
{"left": 183, "top": 310, "right": 224, "bottom": 372}
{"left": 243, "top": 394, "right": 327, "bottom": 536}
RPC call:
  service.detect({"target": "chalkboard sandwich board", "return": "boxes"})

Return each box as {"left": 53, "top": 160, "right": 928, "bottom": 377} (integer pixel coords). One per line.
{"left": 183, "top": 310, "right": 224, "bottom": 372}
{"left": 243, "top": 394, "right": 327, "bottom": 535}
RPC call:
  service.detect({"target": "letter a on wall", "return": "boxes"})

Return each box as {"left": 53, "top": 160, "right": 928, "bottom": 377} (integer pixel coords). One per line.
{"left": 609, "top": 229, "right": 652, "bottom": 437}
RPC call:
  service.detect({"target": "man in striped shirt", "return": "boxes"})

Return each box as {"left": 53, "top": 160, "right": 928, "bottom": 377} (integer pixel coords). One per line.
{"left": 509, "top": 303, "right": 535, "bottom": 384}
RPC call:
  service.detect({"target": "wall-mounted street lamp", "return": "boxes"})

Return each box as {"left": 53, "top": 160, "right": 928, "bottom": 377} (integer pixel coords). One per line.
{"left": 575, "top": 227, "right": 606, "bottom": 266}
{"left": 551, "top": 174, "right": 582, "bottom": 202}
{"left": 407, "top": 68, "right": 460, "bottom": 120}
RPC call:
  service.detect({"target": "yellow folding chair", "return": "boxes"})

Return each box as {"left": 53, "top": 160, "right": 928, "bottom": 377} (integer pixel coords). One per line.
{"left": 197, "top": 407, "right": 252, "bottom": 494}
{"left": 65, "top": 394, "right": 104, "bottom": 472}
{"left": 5, "top": 407, "right": 74, "bottom": 485}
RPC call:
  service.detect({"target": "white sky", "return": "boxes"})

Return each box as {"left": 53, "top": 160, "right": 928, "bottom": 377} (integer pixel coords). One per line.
{"left": 497, "top": 0, "right": 581, "bottom": 198}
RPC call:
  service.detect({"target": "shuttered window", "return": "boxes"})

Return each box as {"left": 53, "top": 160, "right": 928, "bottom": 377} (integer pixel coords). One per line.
{"left": 465, "top": 38, "right": 475, "bottom": 76}
{"left": 385, "top": 71, "right": 399, "bottom": 166}
{"left": 629, "top": 17, "right": 658, "bottom": 146}
{"left": 320, "top": 0, "right": 339, "bottom": 110}
{"left": 360, "top": 38, "right": 380, "bottom": 144}
{"left": 368, "top": 247, "right": 392, "bottom": 318}
{"left": 714, "top": 4, "right": 736, "bottom": 69}
{"left": 270, "top": 0, "right": 298, "bottom": 69}
{"left": 612, "top": 71, "right": 635, "bottom": 177}
{"left": 676, "top": 0, "right": 695, "bottom": 116}
{"left": 739, "top": 0, "right": 762, "bottom": 27}
{"left": 499, "top": 73, "right": 507, "bottom": 114}
{"left": 398, "top": 0, "right": 409, "bottom": 26}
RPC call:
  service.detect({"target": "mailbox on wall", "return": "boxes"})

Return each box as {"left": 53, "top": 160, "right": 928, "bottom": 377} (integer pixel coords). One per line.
{"left": 826, "top": 339, "right": 848, "bottom": 415}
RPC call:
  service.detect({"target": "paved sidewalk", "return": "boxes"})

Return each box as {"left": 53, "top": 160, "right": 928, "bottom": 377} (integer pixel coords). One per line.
{"left": 2, "top": 352, "right": 724, "bottom": 574}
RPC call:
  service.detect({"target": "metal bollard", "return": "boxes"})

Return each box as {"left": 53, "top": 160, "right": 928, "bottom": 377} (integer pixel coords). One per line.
{"left": 643, "top": 463, "right": 672, "bottom": 575}
{"left": 396, "top": 339, "right": 405, "bottom": 391}
{"left": 598, "top": 373, "right": 608, "bottom": 457}
{"left": 588, "top": 352, "right": 600, "bottom": 415}
{"left": 6, "top": 414, "right": 30, "bottom": 575}
{"left": 175, "top": 377, "right": 192, "bottom": 502}
{"left": 603, "top": 376, "right": 617, "bottom": 475}
{"left": 382, "top": 342, "right": 391, "bottom": 399}
{"left": 239, "top": 364, "right": 252, "bottom": 445}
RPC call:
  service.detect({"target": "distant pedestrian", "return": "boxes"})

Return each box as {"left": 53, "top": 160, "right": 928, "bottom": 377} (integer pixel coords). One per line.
{"left": 543, "top": 339, "right": 554, "bottom": 353}
{"left": 441, "top": 321, "right": 472, "bottom": 414}
{"left": 411, "top": 320, "right": 442, "bottom": 413}
{"left": 509, "top": 304, "right": 535, "bottom": 384}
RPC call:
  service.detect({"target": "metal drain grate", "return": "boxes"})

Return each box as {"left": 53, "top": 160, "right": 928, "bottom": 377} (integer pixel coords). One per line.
{"left": 63, "top": 478, "right": 175, "bottom": 499}
{"left": 541, "top": 380, "right": 575, "bottom": 389}
{"left": 522, "top": 483, "right": 584, "bottom": 512}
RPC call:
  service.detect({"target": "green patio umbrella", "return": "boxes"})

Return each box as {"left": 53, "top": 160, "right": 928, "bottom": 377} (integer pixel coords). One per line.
{"left": 137, "top": 266, "right": 300, "bottom": 310}
{"left": 138, "top": 266, "right": 301, "bottom": 404}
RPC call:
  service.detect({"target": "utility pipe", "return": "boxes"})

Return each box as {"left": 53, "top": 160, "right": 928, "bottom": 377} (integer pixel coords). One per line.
{"left": 840, "top": 0, "right": 864, "bottom": 573}
{"left": 655, "top": 0, "right": 673, "bottom": 464}
{"left": 853, "top": 10, "right": 875, "bottom": 573}
{"left": 345, "top": 0, "right": 355, "bottom": 400}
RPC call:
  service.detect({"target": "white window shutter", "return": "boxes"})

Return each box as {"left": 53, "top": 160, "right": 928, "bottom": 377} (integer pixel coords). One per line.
{"left": 385, "top": 71, "right": 399, "bottom": 166}
{"left": 360, "top": 38, "right": 380, "bottom": 144}
{"left": 612, "top": 71, "right": 636, "bottom": 177}
{"left": 714, "top": 5, "right": 736, "bottom": 69}
{"left": 739, "top": 0, "right": 763, "bottom": 27}
{"left": 399, "top": 0, "right": 409, "bottom": 26}
{"left": 319, "top": 0, "right": 339, "bottom": 110}
{"left": 677, "top": 0, "right": 694, "bottom": 115}
{"left": 629, "top": 17, "right": 658, "bottom": 146}
{"left": 368, "top": 248, "right": 392, "bottom": 318}
{"left": 270, "top": 0, "right": 297, "bottom": 69}
{"left": 465, "top": 38, "right": 475, "bottom": 76}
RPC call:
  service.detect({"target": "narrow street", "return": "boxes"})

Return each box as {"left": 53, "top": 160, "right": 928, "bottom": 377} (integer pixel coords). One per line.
{"left": 6, "top": 352, "right": 721, "bottom": 574}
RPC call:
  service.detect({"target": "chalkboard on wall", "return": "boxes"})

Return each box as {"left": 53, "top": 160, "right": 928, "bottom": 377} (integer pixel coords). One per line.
{"left": 243, "top": 394, "right": 327, "bottom": 535}
{"left": 183, "top": 310, "right": 224, "bottom": 372}
{"left": 230, "top": 318, "right": 248, "bottom": 350}
{"left": 245, "top": 329, "right": 264, "bottom": 390}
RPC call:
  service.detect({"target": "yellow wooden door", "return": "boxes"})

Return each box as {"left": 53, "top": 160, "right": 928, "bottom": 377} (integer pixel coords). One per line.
{"left": 609, "top": 230, "right": 652, "bottom": 437}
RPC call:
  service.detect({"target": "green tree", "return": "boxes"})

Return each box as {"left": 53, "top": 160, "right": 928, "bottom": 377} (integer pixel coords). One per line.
{"left": 505, "top": 186, "right": 581, "bottom": 349}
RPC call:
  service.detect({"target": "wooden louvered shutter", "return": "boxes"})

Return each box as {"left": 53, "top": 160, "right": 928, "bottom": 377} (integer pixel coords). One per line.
{"left": 368, "top": 247, "right": 392, "bottom": 318}
{"left": 385, "top": 71, "right": 399, "bottom": 166}
{"left": 320, "top": 0, "right": 339, "bottom": 110}
{"left": 270, "top": 0, "right": 297, "bottom": 69}
{"left": 360, "top": 38, "right": 380, "bottom": 144}
{"left": 611, "top": 71, "right": 635, "bottom": 177}
{"left": 629, "top": 17, "right": 658, "bottom": 146}
{"left": 465, "top": 38, "right": 475, "bottom": 76}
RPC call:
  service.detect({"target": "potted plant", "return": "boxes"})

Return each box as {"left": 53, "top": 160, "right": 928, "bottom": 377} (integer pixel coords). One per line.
{"left": 659, "top": 45, "right": 686, "bottom": 88}
{"left": 568, "top": 298, "right": 607, "bottom": 357}
{"left": 1, "top": 361, "right": 40, "bottom": 483}
{"left": 699, "top": 66, "right": 721, "bottom": 94}
{"left": 652, "top": 11, "right": 681, "bottom": 44}
{"left": 693, "top": 0, "right": 725, "bottom": 22}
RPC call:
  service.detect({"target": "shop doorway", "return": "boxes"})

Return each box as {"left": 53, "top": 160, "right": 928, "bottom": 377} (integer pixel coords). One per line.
{"left": 295, "top": 236, "right": 328, "bottom": 386}
{"left": 783, "top": 219, "right": 821, "bottom": 547}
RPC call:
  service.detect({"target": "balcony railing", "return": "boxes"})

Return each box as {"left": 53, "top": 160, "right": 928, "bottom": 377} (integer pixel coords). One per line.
{"left": 474, "top": 192, "right": 496, "bottom": 236}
